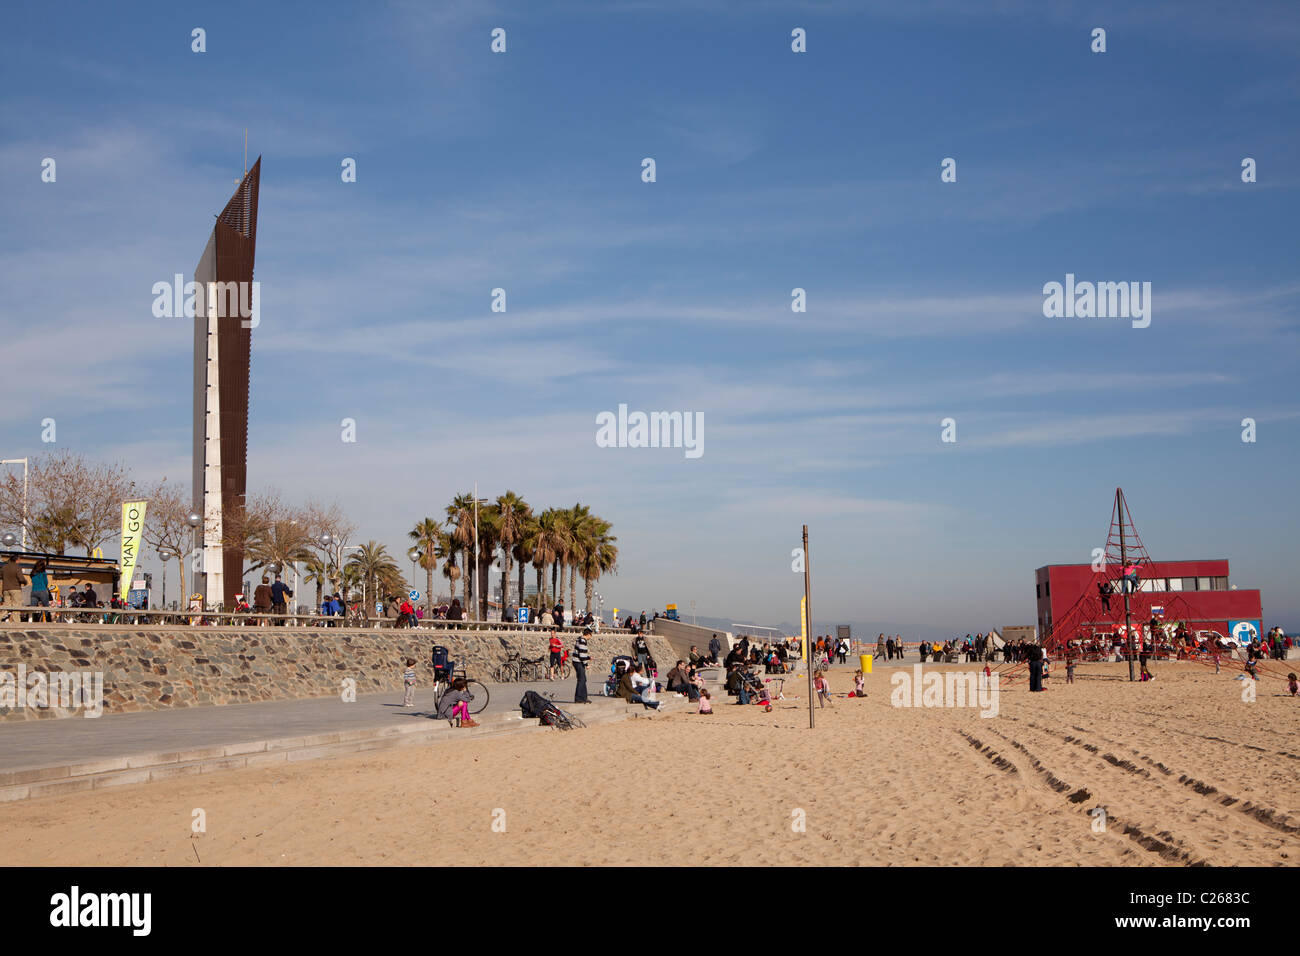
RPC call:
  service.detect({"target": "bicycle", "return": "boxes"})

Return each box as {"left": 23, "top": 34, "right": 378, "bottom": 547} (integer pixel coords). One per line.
{"left": 432, "top": 667, "right": 490, "bottom": 715}
{"left": 494, "top": 652, "right": 548, "bottom": 683}
{"left": 541, "top": 694, "right": 585, "bottom": 731}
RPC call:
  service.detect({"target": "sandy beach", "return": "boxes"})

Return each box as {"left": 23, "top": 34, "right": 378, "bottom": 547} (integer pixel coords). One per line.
{"left": 2, "top": 661, "right": 1296, "bottom": 866}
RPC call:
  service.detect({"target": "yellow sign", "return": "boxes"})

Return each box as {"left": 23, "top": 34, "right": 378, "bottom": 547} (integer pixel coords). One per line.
{"left": 800, "top": 595, "right": 808, "bottom": 658}
{"left": 119, "top": 500, "right": 147, "bottom": 600}
{"left": 666, "top": 603, "right": 677, "bottom": 611}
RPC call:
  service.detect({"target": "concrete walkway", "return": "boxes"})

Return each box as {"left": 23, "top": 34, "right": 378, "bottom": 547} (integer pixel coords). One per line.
{"left": 0, "top": 675, "right": 622, "bottom": 773}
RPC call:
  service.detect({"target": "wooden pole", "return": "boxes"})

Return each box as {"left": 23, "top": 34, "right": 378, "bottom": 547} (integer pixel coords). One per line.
{"left": 803, "top": 525, "right": 814, "bottom": 729}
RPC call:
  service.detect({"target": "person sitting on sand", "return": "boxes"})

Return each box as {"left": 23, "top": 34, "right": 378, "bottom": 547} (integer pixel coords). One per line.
{"left": 852, "top": 669, "right": 865, "bottom": 698}
{"left": 436, "top": 677, "right": 478, "bottom": 727}
{"left": 1287, "top": 673, "right": 1298, "bottom": 697}
{"left": 697, "top": 688, "right": 713, "bottom": 714}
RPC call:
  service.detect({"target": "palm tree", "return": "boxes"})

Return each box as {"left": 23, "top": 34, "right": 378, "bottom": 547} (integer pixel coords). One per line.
{"left": 303, "top": 555, "right": 331, "bottom": 610}
{"left": 565, "top": 503, "right": 593, "bottom": 610}
{"left": 531, "top": 509, "right": 561, "bottom": 608}
{"left": 493, "top": 491, "right": 530, "bottom": 614}
{"left": 442, "top": 557, "right": 461, "bottom": 605}
{"left": 514, "top": 509, "right": 540, "bottom": 614}
{"left": 537, "top": 507, "right": 572, "bottom": 610}
{"left": 408, "top": 517, "right": 441, "bottom": 616}
{"left": 580, "top": 516, "right": 618, "bottom": 612}
{"left": 475, "top": 504, "right": 501, "bottom": 621}
{"left": 446, "top": 493, "right": 477, "bottom": 616}
{"left": 344, "top": 541, "right": 401, "bottom": 611}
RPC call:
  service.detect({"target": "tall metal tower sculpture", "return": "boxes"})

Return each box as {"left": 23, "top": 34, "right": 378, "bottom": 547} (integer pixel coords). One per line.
{"left": 192, "top": 157, "right": 260, "bottom": 609}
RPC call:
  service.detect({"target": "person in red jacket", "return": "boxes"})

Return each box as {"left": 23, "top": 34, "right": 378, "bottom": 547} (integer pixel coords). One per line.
{"left": 548, "top": 629, "right": 564, "bottom": 680}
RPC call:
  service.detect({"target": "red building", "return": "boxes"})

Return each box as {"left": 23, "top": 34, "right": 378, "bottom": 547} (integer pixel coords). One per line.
{"left": 1036, "top": 559, "right": 1263, "bottom": 648}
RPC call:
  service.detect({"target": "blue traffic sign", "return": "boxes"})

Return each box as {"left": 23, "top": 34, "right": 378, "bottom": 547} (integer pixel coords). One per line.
{"left": 409, "top": 589, "right": 420, "bottom": 601}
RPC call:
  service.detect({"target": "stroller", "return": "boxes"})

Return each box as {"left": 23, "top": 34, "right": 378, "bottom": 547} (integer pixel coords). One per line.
{"left": 737, "top": 669, "right": 777, "bottom": 712}
{"left": 519, "top": 690, "right": 585, "bottom": 731}
{"left": 604, "top": 655, "right": 636, "bottom": 696}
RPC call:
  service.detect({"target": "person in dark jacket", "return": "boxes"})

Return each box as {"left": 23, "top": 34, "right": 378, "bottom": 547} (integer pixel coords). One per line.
{"left": 1027, "top": 643, "right": 1044, "bottom": 692}
{"left": 270, "top": 575, "right": 293, "bottom": 623}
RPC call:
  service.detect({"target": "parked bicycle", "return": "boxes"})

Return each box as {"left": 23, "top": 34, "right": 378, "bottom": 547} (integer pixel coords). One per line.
{"left": 493, "top": 651, "right": 549, "bottom": 683}
{"left": 432, "top": 666, "right": 489, "bottom": 716}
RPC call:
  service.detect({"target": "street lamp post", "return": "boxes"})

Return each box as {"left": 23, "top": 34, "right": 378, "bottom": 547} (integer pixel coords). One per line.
{"left": 1, "top": 459, "right": 29, "bottom": 550}
{"left": 317, "top": 533, "right": 333, "bottom": 618}
{"left": 342, "top": 545, "right": 365, "bottom": 619}
{"left": 157, "top": 550, "right": 171, "bottom": 610}
{"left": 407, "top": 547, "right": 421, "bottom": 599}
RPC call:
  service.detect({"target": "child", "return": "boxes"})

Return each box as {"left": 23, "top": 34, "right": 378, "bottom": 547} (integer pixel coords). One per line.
{"left": 1287, "top": 673, "right": 1298, "bottom": 697}
{"left": 814, "top": 670, "right": 832, "bottom": 708}
{"left": 852, "top": 669, "right": 865, "bottom": 698}
{"left": 1245, "top": 659, "right": 1259, "bottom": 682}
{"left": 401, "top": 657, "right": 417, "bottom": 707}
{"left": 436, "top": 677, "right": 479, "bottom": 727}
{"left": 1065, "top": 658, "right": 1075, "bottom": 684}
{"left": 1139, "top": 662, "right": 1154, "bottom": 682}
{"left": 697, "top": 688, "right": 713, "bottom": 714}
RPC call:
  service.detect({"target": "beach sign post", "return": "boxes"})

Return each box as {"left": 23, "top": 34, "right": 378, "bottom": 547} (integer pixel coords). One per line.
{"left": 803, "top": 525, "right": 815, "bottom": 730}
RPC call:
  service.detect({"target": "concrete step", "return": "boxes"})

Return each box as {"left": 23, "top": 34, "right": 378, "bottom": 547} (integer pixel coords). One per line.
{"left": 0, "top": 697, "right": 685, "bottom": 804}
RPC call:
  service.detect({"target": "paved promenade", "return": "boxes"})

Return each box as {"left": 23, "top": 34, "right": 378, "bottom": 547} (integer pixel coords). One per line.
{"left": 0, "top": 675, "right": 611, "bottom": 773}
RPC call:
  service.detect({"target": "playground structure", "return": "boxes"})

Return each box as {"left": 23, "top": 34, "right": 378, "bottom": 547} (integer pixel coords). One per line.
{"left": 1041, "top": 488, "right": 1240, "bottom": 678}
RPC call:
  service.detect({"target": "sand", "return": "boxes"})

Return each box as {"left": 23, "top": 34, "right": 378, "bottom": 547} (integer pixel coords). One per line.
{"left": 2, "top": 661, "right": 1296, "bottom": 866}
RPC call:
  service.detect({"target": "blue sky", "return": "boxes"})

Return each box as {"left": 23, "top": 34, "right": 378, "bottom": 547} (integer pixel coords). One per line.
{"left": 2, "top": 0, "right": 1298, "bottom": 637}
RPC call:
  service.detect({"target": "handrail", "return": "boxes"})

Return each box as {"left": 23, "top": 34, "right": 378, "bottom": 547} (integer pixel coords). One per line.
{"left": 0, "top": 605, "right": 630, "bottom": 632}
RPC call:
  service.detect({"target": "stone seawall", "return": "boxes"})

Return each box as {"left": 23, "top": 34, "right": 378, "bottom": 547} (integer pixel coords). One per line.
{"left": 0, "top": 626, "right": 674, "bottom": 721}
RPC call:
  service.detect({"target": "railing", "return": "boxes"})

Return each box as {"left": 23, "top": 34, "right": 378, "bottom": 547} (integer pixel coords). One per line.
{"left": 0, "top": 605, "right": 629, "bottom": 632}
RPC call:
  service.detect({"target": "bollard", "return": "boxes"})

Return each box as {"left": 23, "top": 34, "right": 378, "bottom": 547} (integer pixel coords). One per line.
{"left": 860, "top": 653, "right": 873, "bottom": 674}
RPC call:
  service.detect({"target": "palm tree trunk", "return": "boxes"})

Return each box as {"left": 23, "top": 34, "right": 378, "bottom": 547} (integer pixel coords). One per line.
{"left": 517, "top": 560, "right": 526, "bottom": 612}
{"left": 568, "top": 564, "right": 577, "bottom": 611}
{"left": 551, "top": 561, "right": 559, "bottom": 604}
{"left": 426, "top": 565, "right": 433, "bottom": 616}
{"left": 502, "top": 555, "right": 511, "bottom": 613}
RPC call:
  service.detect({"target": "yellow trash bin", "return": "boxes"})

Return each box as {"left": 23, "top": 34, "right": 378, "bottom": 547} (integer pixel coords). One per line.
{"left": 860, "top": 653, "right": 873, "bottom": 674}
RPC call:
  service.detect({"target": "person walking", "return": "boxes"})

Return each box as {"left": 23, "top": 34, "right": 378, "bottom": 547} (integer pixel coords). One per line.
{"left": 1, "top": 555, "right": 28, "bottom": 621}
{"left": 28, "top": 559, "right": 51, "bottom": 622}
{"left": 709, "top": 633, "right": 721, "bottom": 664}
{"left": 252, "top": 575, "right": 273, "bottom": 624}
{"left": 573, "top": 627, "right": 591, "bottom": 703}
{"left": 547, "top": 628, "right": 564, "bottom": 681}
{"left": 271, "top": 574, "right": 293, "bottom": 624}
